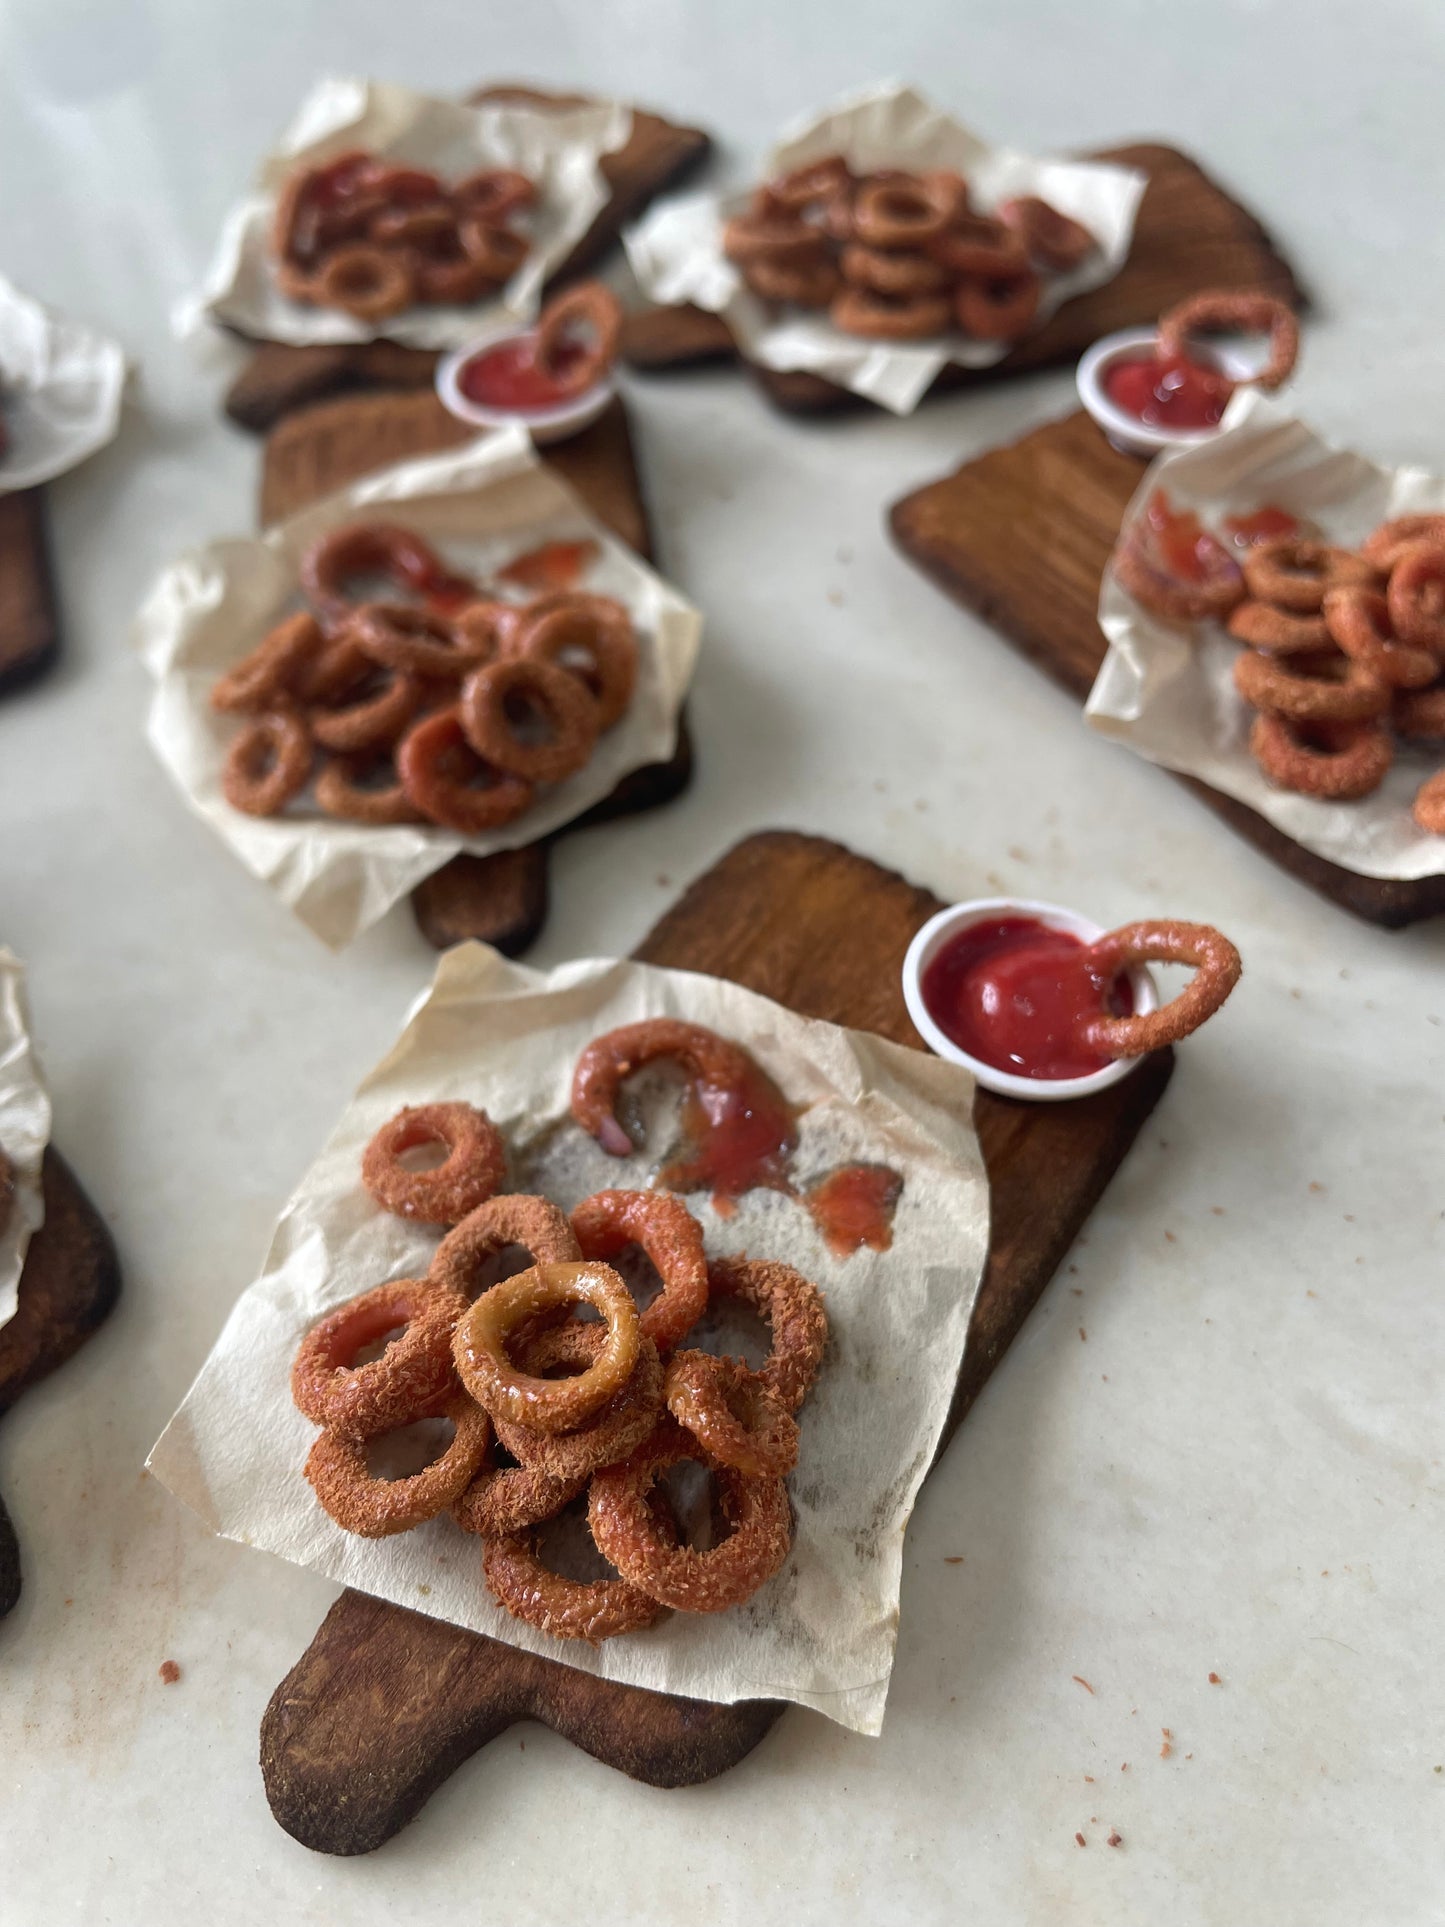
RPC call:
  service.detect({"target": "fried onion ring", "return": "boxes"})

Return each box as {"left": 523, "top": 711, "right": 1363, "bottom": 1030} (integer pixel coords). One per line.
{"left": 291, "top": 1276, "right": 466, "bottom": 1434}
{"left": 839, "top": 244, "right": 949, "bottom": 297}
{"left": 570, "top": 1189, "right": 708, "bottom": 1356}
{"left": 664, "top": 1350, "right": 799, "bottom": 1477}
{"left": 454, "top": 217, "right": 528, "bottom": 285}
{"left": 1079, "top": 921, "right": 1242, "bottom": 1057}
{"left": 482, "top": 1504, "right": 675, "bottom": 1643}
{"left": 1113, "top": 500, "right": 1245, "bottom": 623}
{"left": 493, "top": 1325, "right": 665, "bottom": 1480}
{"left": 221, "top": 707, "right": 313, "bottom": 816}
{"left": 571, "top": 1018, "right": 765, "bottom": 1159}
{"left": 1393, "top": 680, "right": 1445, "bottom": 740}
{"left": 452, "top": 1260, "right": 640, "bottom": 1433}
{"left": 1249, "top": 712, "right": 1393, "bottom": 799}
{"left": 301, "top": 522, "right": 463, "bottom": 625}
{"left": 1361, "top": 515, "right": 1445, "bottom": 571}
{"left": 926, "top": 213, "right": 1030, "bottom": 277}
{"left": 705, "top": 1256, "right": 828, "bottom": 1415}
{"left": 395, "top": 707, "right": 535, "bottom": 831}
{"left": 452, "top": 1449, "right": 586, "bottom": 1538}
{"left": 589, "top": 1421, "right": 792, "bottom": 1614}
{"left": 1323, "top": 586, "right": 1439, "bottom": 689}
{"left": 953, "top": 270, "right": 1040, "bottom": 341}
{"left": 429, "top": 1193, "right": 581, "bottom": 1299}
{"left": 1157, "top": 289, "right": 1300, "bottom": 391}
{"left": 723, "top": 212, "right": 827, "bottom": 265}
{"left": 314, "top": 752, "right": 425, "bottom": 825}
{"left": 314, "top": 243, "right": 414, "bottom": 321}
{"left": 453, "top": 168, "right": 536, "bottom": 223}
{"left": 1412, "top": 770, "right": 1445, "bottom": 833}
{"left": 308, "top": 659, "right": 424, "bottom": 751}
{"left": 1242, "top": 540, "right": 1375, "bottom": 613}
{"left": 534, "top": 281, "right": 622, "bottom": 397}
{"left": 851, "top": 175, "right": 957, "bottom": 248}
{"left": 510, "top": 593, "right": 637, "bottom": 731}
{"left": 362, "top": 1101, "right": 505, "bottom": 1225}
{"left": 998, "top": 195, "right": 1096, "bottom": 271}
{"left": 742, "top": 257, "right": 842, "bottom": 308}
{"left": 304, "top": 1393, "right": 490, "bottom": 1537}
{"left": 1224, "top": 599, "right": 1332, "bottom": 655}
{"left": 458, "top": 656, "right": 599, "bottom": 784}
{"left": 347, "top": 602, "right": 490, "bottom": 680}
{"left": 758, "top": 154, "right": 852, "bottom": 219}
{"left": 830, "top": 286, "right": 950, "bottom": 339}
{"left": 211, "top": 613, "right": 323, "bottom": 715}
{"left": 1233, "top": 647, "right": 1387, "bottom": 722}
{"left": 1385, "top": 541, "right": 1445, "bottom": 653}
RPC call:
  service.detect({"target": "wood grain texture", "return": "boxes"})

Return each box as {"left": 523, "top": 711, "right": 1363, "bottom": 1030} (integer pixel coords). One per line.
{"left": 0, "top": 488, "right": 60, "bottom": 697}
{"left": 260, "top": 828, "right": 1170, "bottom": 1855}
{"left": 225, "top": 85, "right": 709, "bottom": 432}
{"left": 623, "top": 141, "right": 1304, "bottom": 414}
{"left": 260, "top": 388, "right": 692, "bottom": 954}
{"left": 889, "top": 409, "right": 1445, "bottom": 928}
{"left": 0, "top": 1148, "right": 123, "bottom": 1617}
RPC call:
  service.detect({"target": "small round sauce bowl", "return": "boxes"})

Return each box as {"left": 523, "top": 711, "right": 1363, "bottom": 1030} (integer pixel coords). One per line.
{"left": 436, "top": 327, "right": 615, "bottom": 444}
{"left": 1076, "top": 325, "right": 1263, "bottom": 460}
{"left": 901, "top": 895, "right": 1159, "bottom": 1104}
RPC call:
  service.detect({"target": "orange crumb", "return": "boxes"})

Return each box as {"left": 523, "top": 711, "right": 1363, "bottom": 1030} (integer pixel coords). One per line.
{"left": 1079, "top": 1328, "right": 1087, "bottom": 1342}
{"left": 1162, "top": 1727, "right": 1172, "bottom": 1738}
{"left": 1160, "top": 1741, "right": 1172, "bottom": 1758}
{"left": 1083, "top": 1774, "right": 1095, "bottom": 1784}
{"left": 158, "top": 1660, "right": 181, "bottom": 1685}
{"left": 1164, "top": 1230, "right": 1176, "bottom": 1243}
{"left": 1075, "top": 1833, "right": 1087, "bottom": 1848}
{"left": 1107, "top": 1831, "right": 1123, "bottom": 1848}
{"left": 1121, "top": 1762, "right": 1129, "bottom": 1771}
{"left": 1208, "top": 1672, "right": 1222, "bottom": 1685}
{"left": 944, "top": 1556, "right": 965, "bottom": 1565}
{"left": 1073, "top": 1675, "right": 1095, "bottom": 1695}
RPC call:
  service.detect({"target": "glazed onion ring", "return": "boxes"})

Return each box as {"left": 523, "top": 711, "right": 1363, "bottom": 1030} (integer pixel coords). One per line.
{"left": 830, "top": 286, "right": 951, "bottom": 339}
{"left": 1079, "top": 921, "right": 1242, "bottom": 1058}
{"left": 571, "top": 1018, "right": 767, "bottom": 1159}
{"left": 429, "top": 1193, "right": 581, "bottom": 1300}
{"left": 1233, "top": 647, "right": 1387, "bottom": 723}
{"left": 314, "top": 243, "right": 414, "bottom": 321}
{"left": 458, "top": 656, "right": 599, "bottom": 784}
{"left": 510, "top": 593, "right": 637, "bottom": 732}
{"left": 953, "top": 270, "right": 1040, "bottom": 341}
{"left": 222, "top": 708, "right": 313, "bottom": 816}
{"left": 589, "top": 1421, "right": 792, "bottom": 1614}
{"left": 998, "top": 195, "right": 1095, "bottom": 271}
{"left": 1242, "top": 540, "right": 1374, "bottom": 614}
{"left": 1361, "top": 514, "right": 1445, "bottom": 571}
{"left": 705, "top": 1256, "right": 828, "bottom": 1415}
{"left": 570, "top": 1189, "right": 708, "bottom": 1355}
{"left": 1224, "top": 600, "right": 1331, "bottom": 656}
{"left": 361, "top": 1101, "right": 505, "bottom": 1225}
{"left": 304, "top": 1393, "right": 490, "bottom": 1538}
{"left": 291, "top": 1276, "right": 465, "bottom": 1435}
{"left": 1250, "top": 712, "right": 1393, "bottom": 799}
{"left": 482, "top": 1505, "right": 675, "bottom": 1643}
{"left": 1157, "top": 289, "right": 1300, "bottom": 391}
{"left": 663, "top": 1350, "right": 799, "bottom": 1477}
{"left": 395, "top": 707, "right": 535, "bottom": 832}
{"left": 452, "top": 1259, "right": 640, "bottom": 1433}
{"left": 211, "top": 613, "right": 323, "bottom": 715}
{"left": 534, "top": 281, "right": 623, "bottom": 397}
{"left": 314, "top": 752, "right": 425, "bottom": 825}
{"left": 1323, "top": 586, "right": 1439, "bottom": 689}
{"left": 1385, "top": 541, "right": 1445, "bottom": 653}
{"left": 493, "top": 1325, "right": 665, "bottom": 1481}
{"left": 1412, "top": 770, "right": 1445, "bottom": 833}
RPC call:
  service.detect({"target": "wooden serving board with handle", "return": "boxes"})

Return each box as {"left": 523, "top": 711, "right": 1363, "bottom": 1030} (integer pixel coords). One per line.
{"left": 0, "top": 488, "right": 60, "bottom": 698}
{"left": 259, "top": 828, "right": 1173, "bottom": 1855}
{"left": 621, "top": 141, "right": 1304, "bottom": 414}
{"left": 226, "top": 83, "right": 711, "bottom": 434}
{"left": 260, "top": 388, "right": 693, "bottom": 956}
{"left": 889, "top": 408, "right": 1445, "bottom": 928}
{"left": 0, "top": 1149, "right": 123, "bottom": 1617}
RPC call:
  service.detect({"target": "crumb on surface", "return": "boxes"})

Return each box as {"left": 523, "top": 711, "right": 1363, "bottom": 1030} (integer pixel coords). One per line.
{"left": 1073, "top": 1675, "right": 1095, "bottom": 1694}
{"left": 1079, "top": 1327, "right": 1087, "bottom": 1342}
{"left": 158, "top": 1660, "right": 181, "bottom": 1685}
{"left": 1107, "top": 1830, "right": 1123, "bottom": 1848}
{"left": 1075, "top": 1832, "right": 1087, "bottom": 1848}
{"left": 1208, "top": 1672, "right": 1222, "bottom": 1685}
{"left": 944, "top": 1556, "right": 965, "bottom": 1565}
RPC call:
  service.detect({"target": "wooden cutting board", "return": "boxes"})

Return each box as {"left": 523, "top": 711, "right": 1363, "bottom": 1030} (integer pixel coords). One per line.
{"left": 259, "top": 828, "right": 1173, "bottom": 1855}
{"left": 0, "top": 489, "right": 60, "bottom": 697}
{"left": 621, "top": 141, "right": 1303, "bottom": 414}
{"left": 226, "top": 84, "right": 711, "bottom": 433}
{"left": 0, "top": 1149, "right": 123, "bottom": 1616}
{"left": 260, "top": 388, "right": 693, "bottom": 955}
{"left": 889, "top": 408, "right": 1445, "bottom": 928}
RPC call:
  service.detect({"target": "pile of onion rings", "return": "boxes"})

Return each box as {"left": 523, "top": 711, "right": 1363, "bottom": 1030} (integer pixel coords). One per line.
{"left": 722, "top": 153, "right": 1096, "bottom": 345}
{"left": 271, "top": 150, "right": 537, "bottom": 321}
{"left": 1112, "top": 492, "right": 1445, "bottom": 819}
{"left": 291, "top": 1027, "right": 831, "bottom": 1644}
{"left": 210, "top": 520, "right": 640, "bottom": 829}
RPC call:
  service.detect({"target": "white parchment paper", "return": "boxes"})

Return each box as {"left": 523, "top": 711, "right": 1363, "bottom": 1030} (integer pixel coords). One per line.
{"left": 1087, "top": 391, "right": 1445, "bottom": 881}
{"left": 0, "top": 276, "right": 125, "bottom": 493}
{"left": 147, "top": 946, "right": 989, "bottom": 1735}
{"left": 191, "top": 77, "right": 631, "bottom": 349}
{"left": 136, "top": 425, "right": 701, "bottom": 948}
{"left": 625, "top": 82, "right": 1144, "bottom": 415}
{"left": 0, "top": 949, "right": 52, "bottom": 1333}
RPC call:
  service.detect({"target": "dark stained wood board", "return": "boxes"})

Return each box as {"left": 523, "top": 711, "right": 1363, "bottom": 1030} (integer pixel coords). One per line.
{"left": 622, "top": 141, "right": 1305, "bottom": 415}
{"left": 0, "top": 1149, "right": 123, "bottom": 1618}
{"left": 226, "top": 84, "right": 711, "bottom": 433}
{"left": 261, "top": 388, "right": 693, "bottom": 956}
{"left": 260, "top": 828, "right": 1173, "bottom": 1855}
{"left": 0, "top": 488, "right": 60, "bottom": 698}
{"left": 889, "top": 408, "right": 1445, "bottom": 928}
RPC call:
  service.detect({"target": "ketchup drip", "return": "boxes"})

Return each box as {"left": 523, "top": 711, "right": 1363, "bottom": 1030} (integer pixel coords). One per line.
{"left": 920, "top": 916, "right": 1132, "bottom": 1082}
{"left": 1222, "top": 505, "right": 1303, "bottom": 549}
{"left": 804, "top": 1164, "right": 902, "bottom": 1258}
{"left": 1141, "top": 491, "right": 1231, "bottom": 586}
{"left": 458, "top": 336, "right": 593, "bottom": 413}
{"left": 1105, "top": 352, "right": 1234, "bottom": 429}
{"left": 497, "top": 538, "right": 600, "bottom": 592}
{"left": 660, "top": 1057, "right": 799, "bottom": 1204}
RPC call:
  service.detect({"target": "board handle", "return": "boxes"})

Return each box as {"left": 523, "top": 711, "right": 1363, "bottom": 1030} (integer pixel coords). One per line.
{"left": 261, "top": 1589, "right": 783, "bottom": 1856}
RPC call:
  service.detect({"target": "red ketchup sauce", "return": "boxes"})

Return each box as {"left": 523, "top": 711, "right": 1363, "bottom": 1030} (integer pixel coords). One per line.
{"left": 920, "top": 916, "right": 1131, "bottom": 1082}
{"left": 496, "top": 538, "right": 599, "bottom": 592}
{"left": 457, "top": 336, "right": 592, "bottom": 413}
{"left": 660, "top": 1059, "right": 799, "bottom": 1204}
{"left": 1104, "top": 352, "right": 1234, "bottom": 430}
{"left": 1142, "top": 491, "right": 1230, "bottom": 584}
{"left": 1222, "top": 505, "right": 1303, "bottom": 549}
{"left": 804, "top": 1164, "right": 902, "bottom": 1258}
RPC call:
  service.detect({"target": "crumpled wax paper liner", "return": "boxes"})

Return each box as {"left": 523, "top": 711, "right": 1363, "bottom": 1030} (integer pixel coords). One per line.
{"left": 188, "top": 76, "right": 631, "bottom": 350}
{"left": 1087, "top": 390, "right": 1445, "bottom": 881}
{"left": 0, "top": 276, "right": 125, "bottom": 492}
{"left": 624, "top": 81, "right": 1144, "bottom": 416}
{"left": 0, "top": 950, "right": 53, "bottom": 1332}
{"left": 148, "top": 945, "right": 990, "bottom": 1735}
{"left": 135, "top": 424, "right": 702, "bottom": 948}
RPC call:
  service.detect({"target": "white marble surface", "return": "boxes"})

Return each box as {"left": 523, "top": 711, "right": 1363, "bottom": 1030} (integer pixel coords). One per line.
{"left": 2, "top": 3, "right": 1443, "bottom": 1921}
